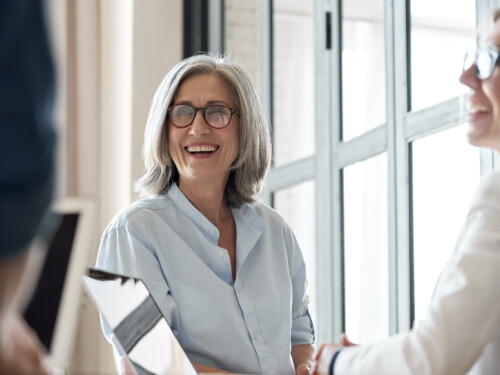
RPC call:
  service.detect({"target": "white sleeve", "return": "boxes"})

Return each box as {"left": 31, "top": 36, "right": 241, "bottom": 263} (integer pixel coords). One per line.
{"left": 334, "top": 171, "right": 500, "bottom": 375}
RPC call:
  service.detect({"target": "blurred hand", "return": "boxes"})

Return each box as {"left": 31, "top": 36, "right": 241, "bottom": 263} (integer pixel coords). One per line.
{"left": 311, "top": 343, "right": 343, "bottom": 375}
{"left": 0, "top": 314, "right": 49, "bottom": 375}
{"left": 311, "top": 334, "right": 357, "bottom": 375}
{"left": 340, "top": 333, "right": 357, "bottom": 347}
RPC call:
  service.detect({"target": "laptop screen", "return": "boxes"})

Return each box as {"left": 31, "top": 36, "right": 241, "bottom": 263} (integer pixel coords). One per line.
{"left": 82, "top": 268, "right": 197, "bottom": 375}
{"left": 23, "top": 197, "right": 98, "bottom": 370}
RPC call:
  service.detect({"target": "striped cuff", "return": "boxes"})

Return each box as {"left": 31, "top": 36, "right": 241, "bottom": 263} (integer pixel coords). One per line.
{"left": 329, "top": 349, "right": 342, "bottom": 375}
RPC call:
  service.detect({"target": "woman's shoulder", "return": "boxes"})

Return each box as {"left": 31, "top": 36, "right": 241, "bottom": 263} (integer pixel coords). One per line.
{"left": 104, "top": 195, "right": 173, "bottom": 234}
{"left": 246, "top": 200, "right": 279, "bottom": 218}
{"left": 243, "top": 201, "right": 292, "bottom": 229}
{"left": 473, "top": 169, "right": 500, "bottom": 205}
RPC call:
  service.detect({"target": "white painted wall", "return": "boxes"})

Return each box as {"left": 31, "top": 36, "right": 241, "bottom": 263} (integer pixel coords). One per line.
{"left": 46, "top": 0, "right": 183, "bottom": 372}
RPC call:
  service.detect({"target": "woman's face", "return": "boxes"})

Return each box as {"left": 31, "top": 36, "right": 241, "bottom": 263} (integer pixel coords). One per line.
{"left": 168, "top": 73, "right": 240, "bottom": 188}
{"left": 459, "top": 20, "right": 500, "bottom": 152}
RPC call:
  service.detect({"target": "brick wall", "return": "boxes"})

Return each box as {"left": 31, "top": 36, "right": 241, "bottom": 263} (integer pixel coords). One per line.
{"left": 224, "top": 0, "right": 261, "bottom": 93}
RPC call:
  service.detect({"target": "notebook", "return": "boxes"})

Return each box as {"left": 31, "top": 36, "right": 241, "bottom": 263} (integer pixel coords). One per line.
{"left": 82, "top": 268, "right": 197, "bottom": 375}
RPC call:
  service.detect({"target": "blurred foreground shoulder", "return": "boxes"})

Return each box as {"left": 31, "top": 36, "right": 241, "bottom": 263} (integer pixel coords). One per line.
{"left": 472, "top": 170, "right": 500, "bottom": 207}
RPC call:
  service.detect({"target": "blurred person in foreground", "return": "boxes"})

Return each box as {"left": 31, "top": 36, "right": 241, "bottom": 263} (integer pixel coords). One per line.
{"left": 96, "top": 53, "right": 315, "bottom": 375}
{"left": 0, "top": 0, "right": 56, "bottom": 374}
{"left": 313, "top": 9, "right": 500, "bottom": 375}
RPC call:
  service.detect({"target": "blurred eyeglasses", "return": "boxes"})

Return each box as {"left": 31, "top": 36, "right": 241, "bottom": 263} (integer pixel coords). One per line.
{"left": 168, "top": 104, "right": 240, "bottom": 129}
{"left": 463, "top": 47, "right": 500, "bottom": 80}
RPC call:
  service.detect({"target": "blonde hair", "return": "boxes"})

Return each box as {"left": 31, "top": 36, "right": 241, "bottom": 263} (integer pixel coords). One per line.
{"left": 135, "top": 54, "right": 272, "bottom": 207}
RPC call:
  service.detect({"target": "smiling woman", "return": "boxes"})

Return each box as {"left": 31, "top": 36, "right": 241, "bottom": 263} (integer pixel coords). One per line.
{"left": 94, "top": 54, "right": 316, "bottom": 375}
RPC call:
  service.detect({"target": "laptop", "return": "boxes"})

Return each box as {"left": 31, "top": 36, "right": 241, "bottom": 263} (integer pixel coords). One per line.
{"left": 82, "top": 268, "right": 197, "bottom": 375}
{"left": 23, "top": 197, "right": 98, "bottom": 372}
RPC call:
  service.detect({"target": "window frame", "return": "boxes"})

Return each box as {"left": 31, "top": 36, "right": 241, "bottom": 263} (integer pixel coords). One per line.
{"left": 217, "top": 0, "right": 498, "bottom": 344}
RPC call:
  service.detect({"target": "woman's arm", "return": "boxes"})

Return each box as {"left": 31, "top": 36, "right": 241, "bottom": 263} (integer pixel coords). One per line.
{"left": 192, "top": 362, "right": 234, "bottom": 374}
{"left": 292, "top": 344, "right": 315, "bottom": 375}
{"left": 285, "top": 224, "right": 316, "bottom": 375}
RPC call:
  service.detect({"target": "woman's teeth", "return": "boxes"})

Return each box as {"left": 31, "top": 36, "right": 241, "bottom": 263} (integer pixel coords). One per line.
{"left": 186, "top": 145, "right": 218, "bottom": 154}
{"left": 471, "top": 103, "right": 489, "bottom": 113}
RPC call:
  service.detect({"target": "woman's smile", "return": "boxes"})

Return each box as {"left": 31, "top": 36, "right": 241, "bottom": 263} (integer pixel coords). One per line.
{"left": 185, "top": 143, "right": 220, "bottom": 157}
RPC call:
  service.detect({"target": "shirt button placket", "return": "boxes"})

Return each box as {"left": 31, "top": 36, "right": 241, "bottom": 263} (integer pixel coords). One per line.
{"left": 233, "top": 286, "right": 271, "bottom": 371}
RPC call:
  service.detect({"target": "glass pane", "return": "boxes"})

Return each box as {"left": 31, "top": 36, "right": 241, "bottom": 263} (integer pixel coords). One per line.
{"left": 274, "top": 181, "right": 317, "bottom": 326}
{"left": 272, "top": 0, "right": 315, "bottom": 166}
{"left": 410, "top": 0, "right": 475, "bottom": 111}
{"left": 412, "top": 124, "right": 480, "bottom": 325}
{"left": 342, "top": 0, "right": 386, "bottom": 141}
{"left": 343, "top": 153, "right": 388, "bottom": 344}
{"left": 224, "top": 0, "right": 261, "bottom": 91}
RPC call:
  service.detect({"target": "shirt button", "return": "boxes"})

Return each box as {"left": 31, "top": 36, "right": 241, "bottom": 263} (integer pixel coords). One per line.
{"left": 217, "top": 250, "right": 224, "bottom": 257}
{"left": 253, "top": 332, "right": 259, "bottom": 340}
{"left": 209, "top": 228, "right": 216, "bottom": 235}
{"left": 235, "top": 287, "right": 241, "bottom": 294}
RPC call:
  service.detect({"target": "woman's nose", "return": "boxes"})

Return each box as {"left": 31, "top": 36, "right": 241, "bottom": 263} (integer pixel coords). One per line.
{"left": 459, "top": 64, "right": 480, "bottom": 88}
{"left": 188, "top": 111, "right": 211, "bottom": 136}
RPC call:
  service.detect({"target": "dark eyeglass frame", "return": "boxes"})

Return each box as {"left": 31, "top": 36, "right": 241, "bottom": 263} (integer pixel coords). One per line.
{"left": 167, "top": 104, "right": 240, "bottom": 129}
{"left": 463, "top": 47, "right": 500, "bottom": 80}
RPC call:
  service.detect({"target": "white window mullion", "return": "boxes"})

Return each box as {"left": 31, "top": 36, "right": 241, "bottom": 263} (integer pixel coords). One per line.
{"left": 328, "top": 0, "right": 345, "bottom": 342}
{"left": 384, "top": 0, "right": 399, "bottom": 336}
{"left": 393, "top": 0, "right": 413, "bottom": 333}
{"left": 314, "top": 0, "right": 341, "bottom": 343}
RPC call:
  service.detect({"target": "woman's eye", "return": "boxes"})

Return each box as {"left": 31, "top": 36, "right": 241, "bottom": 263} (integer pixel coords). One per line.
{"left": 206, "top": 106, "right": 225, "bottom": 114}
{"left": 175, "top": 107, "right": 193, "bottom": 116}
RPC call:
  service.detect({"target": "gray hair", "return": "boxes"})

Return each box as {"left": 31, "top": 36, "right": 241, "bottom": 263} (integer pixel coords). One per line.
{"left": 135, "top": 54, "right": 272, "bottom": 207}
{"left": 478, "top": 8, "right": 500, "bottom": 46}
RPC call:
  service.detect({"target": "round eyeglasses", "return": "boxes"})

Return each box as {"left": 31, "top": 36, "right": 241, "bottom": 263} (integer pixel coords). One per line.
{"left": 168, "top": 104, "right": 240, "bottom": 129}
{"left": 463, "top": 48, "right": 500, "bottom": 80}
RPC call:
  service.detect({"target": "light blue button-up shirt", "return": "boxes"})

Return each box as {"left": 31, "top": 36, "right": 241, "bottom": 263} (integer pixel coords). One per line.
{"left": 96, "top": 183, "right": 315, "bottom": 374}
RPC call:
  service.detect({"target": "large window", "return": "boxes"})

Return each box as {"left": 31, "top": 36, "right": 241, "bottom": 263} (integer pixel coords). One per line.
{"left": 221, "top": 0, "right": 497, "bottom": 344}
{"left": 410, "top": 0, "right": 475, "bottom": 111}
{"left": 412, "top": 125, "right": 480, "bottom": 324}
{"left": 272, "top": 0, "right": 315, "bottom": 166}
{"left": 342, "top": 0, "right": 386, "bottom": 141}
{"left": 343, "top": 153, "right": 388, "bottom": 344}
{"left": 274, "top": 181, "right": 317, "bottom": 323}
{"left": 224, "top": 0, "right": 317, "bottom": 328}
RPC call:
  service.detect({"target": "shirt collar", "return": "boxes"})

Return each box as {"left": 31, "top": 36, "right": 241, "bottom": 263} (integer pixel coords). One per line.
{"left": 168, "top": 183, "right": 220, "bottom": 242}
{"left": 233, "top": 204, "right": 265, "bottom": 273}
{"left": 167, "top": 183, "right": 265, "bottom": 258}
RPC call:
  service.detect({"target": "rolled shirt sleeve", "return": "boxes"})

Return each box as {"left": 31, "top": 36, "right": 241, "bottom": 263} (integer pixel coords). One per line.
{"left": 282, "top": 224, "right": 315, "bottom": 346}
{"left": 291, "top": 263, "right": 315, "bottom": 346}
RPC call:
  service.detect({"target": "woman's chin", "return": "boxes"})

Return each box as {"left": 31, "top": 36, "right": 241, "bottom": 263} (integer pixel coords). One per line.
{"left": 466, "top": 117, "right": 493, "bottom": 146}
{"left": 466, "top": 125, "right": 500, "bottom": 149}
{"left": 466, "top": 134, "right": 481, "bottom": 148}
